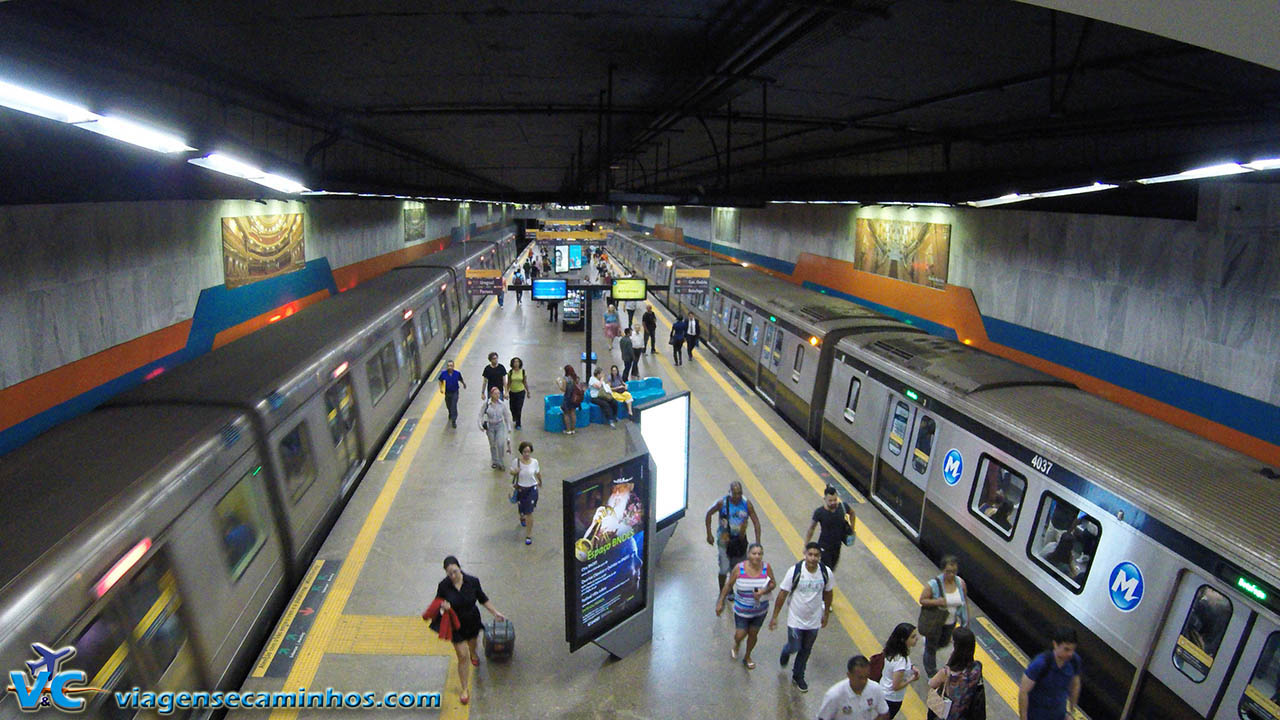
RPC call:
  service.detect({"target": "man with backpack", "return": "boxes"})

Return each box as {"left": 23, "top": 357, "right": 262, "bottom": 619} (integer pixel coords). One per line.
{"left": 704, "top": 481, "right": 762, "bottom": 593}
{"left": 769, "top": 542, "right": 834, "bottom": 693}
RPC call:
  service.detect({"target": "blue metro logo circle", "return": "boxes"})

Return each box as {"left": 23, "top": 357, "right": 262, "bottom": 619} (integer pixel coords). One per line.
{"left": 1109, "top": 561, "right": 1145, "bottom": 612}
{"left": 941, "top": 449, "right": 963, "bottom": 485}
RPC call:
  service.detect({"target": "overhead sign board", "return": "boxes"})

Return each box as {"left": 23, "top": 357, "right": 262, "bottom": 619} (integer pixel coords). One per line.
{"left": 611, "top": 278, "right": 647, "bottom": 301}
{"left": 465, "top": 268, "right": 503, "bottom": 295}
{"left": 673, "top": 268, "right": 710, "bottom": 295}
{"left": 532, "top": 278, "right": 568, "bottom": 301}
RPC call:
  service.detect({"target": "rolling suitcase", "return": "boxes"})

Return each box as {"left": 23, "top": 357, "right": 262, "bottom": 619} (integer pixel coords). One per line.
{"left": 483, "top": 618, "right": 515, "bottom": 661}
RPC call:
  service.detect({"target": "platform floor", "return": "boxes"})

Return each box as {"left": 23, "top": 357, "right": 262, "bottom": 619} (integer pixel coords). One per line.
{"left": 235, "top": 252, "right": 1029, "bottom": 720}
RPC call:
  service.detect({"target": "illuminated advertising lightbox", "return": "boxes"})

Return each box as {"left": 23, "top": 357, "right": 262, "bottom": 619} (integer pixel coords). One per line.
{"left": 563, "top": 452, "right": 649, "bottom": 652}
{"left": 637, "top": 391, "right": 689, "bottom": 530}
{"left": 531, "top": 278, "right": 568, "bottom": 301}
{"left": 554, "top": 245, "right": 570, "bottom": 273}
{"left": 611, "top": 278, "right": 648, "bottom": 301}
{"left": 568, "top": 244, "right": 584, "bottom": 270}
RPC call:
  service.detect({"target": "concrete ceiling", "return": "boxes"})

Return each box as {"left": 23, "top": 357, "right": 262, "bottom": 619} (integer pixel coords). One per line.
{"left": 1, "top": 0, "right": 1279, "bottom": 212}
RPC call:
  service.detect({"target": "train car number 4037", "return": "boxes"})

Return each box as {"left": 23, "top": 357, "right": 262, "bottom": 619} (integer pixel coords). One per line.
{"left": 1031, "top": 455, "right": 1054, "bottom": 475}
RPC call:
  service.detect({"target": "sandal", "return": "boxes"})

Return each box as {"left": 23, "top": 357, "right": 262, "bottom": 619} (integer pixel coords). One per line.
{"left": 744, "top": 659, "right": 756, "bottom": 670}
{"left": 470, "top": 654, "right": 480, "bottom": 667}
{"left": 730, "top": 645, "right": 739, "bottom": 660}
{"left": 459, "top": 692, "right": 469, "bottom": 705}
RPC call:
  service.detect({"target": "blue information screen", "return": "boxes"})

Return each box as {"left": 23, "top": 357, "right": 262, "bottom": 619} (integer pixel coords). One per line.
{"left": 532, "top": 278, "right": 568, "bottom": 300}
{"left": 568, "top": 244, "right": 583, "bottom": 270}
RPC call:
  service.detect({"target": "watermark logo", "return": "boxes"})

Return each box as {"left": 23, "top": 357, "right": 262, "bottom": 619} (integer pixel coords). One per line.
{"left": 1109, "top": 562, "right": 1144, "bottom": 612}
{"left": 6, "top": 643, "right": 98, "bottom": 712}
{"left": 941, "top": 449, "right": 963, "bottom": 486}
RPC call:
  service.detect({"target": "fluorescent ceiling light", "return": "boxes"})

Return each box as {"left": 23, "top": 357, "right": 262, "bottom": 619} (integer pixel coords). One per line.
{"left": 967, "top": 193, "right": 1034, "bottom": 207}
{"left": 1136, "top": 163, "right": 1251, "bottom": 184}
{"left": 0, "top": 80, "right": 97, "bottom": 123}
{"left": 1029, "top": 182, "right": 1118, "bottom": 199}
{"left": 1244, "top": 157, "right": 1280, "bottom": 171}
{"left": 188, "top": 152, "right": 310, "bottom": 194}
{"left": 75, "top": 115, "right": 194, "bottom": 153}
{"left": 874, "top": 201, "right": 953, "bottom": 207}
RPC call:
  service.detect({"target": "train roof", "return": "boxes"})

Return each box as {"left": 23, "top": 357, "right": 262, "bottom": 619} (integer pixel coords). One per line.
{"left": 113, "top": 267, "right": 445, "bottom": 408}
{"left": 972, "top": 384, "right": 1279, "bottom": 585}
{"left": 0, "top": 405, "right": 244, "bottom": 593}
{"left": 706, "top": 264, "right": 912, "bottom": 336}
{"left": 843, "top": 330, "right": 1073, "bottom": 394}
{"left": 400, "top": 239, "right": 500, "bottom": 270}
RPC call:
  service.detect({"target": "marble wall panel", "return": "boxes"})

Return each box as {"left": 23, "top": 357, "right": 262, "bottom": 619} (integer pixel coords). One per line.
{"left": 1190, "top": 339, "right": 1275, "bottom": 400}
{"left": 0, "top": 292, "right": 22, "bottom": 388}
{"left": 23, "top": 288, "right": 80, "bottom": 380}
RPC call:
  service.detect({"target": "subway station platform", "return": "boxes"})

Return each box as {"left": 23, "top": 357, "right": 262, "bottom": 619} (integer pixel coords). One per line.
{"left": 233, "top": 251, "right": 1031, "bottom": 720}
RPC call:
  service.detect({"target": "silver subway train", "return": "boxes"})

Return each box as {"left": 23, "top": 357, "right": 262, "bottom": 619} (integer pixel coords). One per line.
{"left": 609, "top": 229, "right": 1280, "bottom": 720}
{"left": 0, "top": 234, "right": 515, "bottom": 718}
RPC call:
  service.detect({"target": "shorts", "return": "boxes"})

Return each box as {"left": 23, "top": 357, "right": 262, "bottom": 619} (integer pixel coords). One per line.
{"left": 717, "top": 540, "right": 747, "bottom": 575}
{"left": 734, "top": 613, "right": 766, "bottom": 631}
{"left": 516, "top": 485, "right": 539, "bottom": 515}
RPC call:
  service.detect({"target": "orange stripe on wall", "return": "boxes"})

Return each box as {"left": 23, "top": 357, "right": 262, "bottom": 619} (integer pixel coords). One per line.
{"left": 0, "top": 319, "right": 192, "bottom": 432}
{"left": 330, "top": 236, "right": 451, "bottom": 292}
{"left": 212, "top": 289, "right": 332, "bottom": 350}
{"left": 789, "top": 251, "right": 1280, "bottom": 466}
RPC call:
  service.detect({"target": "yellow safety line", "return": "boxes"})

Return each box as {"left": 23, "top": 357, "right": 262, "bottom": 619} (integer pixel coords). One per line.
{"left": 376, "top": 418, "right": 409, "bottom": 462}
{"left": 807, "top": 449, "right": 865, "bottom": 503}
{"left": 253, "top": 559, "right": 324, "bottom": 677}
{"left": 266, "top": 299, "right": 497, "bottom": 720}
{"left": 974, "top": 616, "right": 1029, "bottom": 666}
{"left": 647, "top": 349, "right": 930, "bottom": 720}
{"left": 650, "top": 301, "right": 1021, "bottom": 712}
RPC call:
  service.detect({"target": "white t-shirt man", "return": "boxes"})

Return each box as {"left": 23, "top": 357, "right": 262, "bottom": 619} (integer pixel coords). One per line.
{"left": 817, "top": 678, "right": 889, "bottom": 720}
{"left": 779, "top": 562, "right": 834, "bottom": 630}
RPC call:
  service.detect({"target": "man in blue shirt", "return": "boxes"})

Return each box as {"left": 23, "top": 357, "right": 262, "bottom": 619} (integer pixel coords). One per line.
{"left": 437, "top": 360, "right": 467, "bottom": 428}
{"left": 1019, "top": 626, "right": 1083, "bottom": 720}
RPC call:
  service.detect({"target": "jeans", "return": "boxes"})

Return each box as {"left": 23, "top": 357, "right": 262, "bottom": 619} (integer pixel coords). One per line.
{"left": 445, "top": 390, "right": 459, "bottom": 422}
{"left": 782, "top": 627, "right": 819, "bottom": 682}
{"left": 509, "top": 390, "right": 526, "bottom": 427}
{"left": 626, "top": 309, "right": 635, "bottom": 326}
{"left": 922, "top": 624, "right": 954, "bottom": 678}
{"left": 622, "top": 353, "right": 636, "bottom": 381}
{"left": 643, "top": 327, "right": 657, "bottom": 353}
{"left": 485, "top": 425, "right": 508, "bottom": 467}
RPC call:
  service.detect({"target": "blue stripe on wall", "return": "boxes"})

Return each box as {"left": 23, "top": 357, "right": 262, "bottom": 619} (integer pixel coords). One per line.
{"left": 187, "top": 258, "right": 339, "bottom": 352}
{"left": 982, "top": 315, "right": 1280, "bottom": 449}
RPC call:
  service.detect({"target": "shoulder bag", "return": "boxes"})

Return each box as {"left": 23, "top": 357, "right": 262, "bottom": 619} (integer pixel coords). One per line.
{"left": 917, "top": 577, "right": 947, "bottom": 643}
{"left": 926, "top": 673, "right": 952, "bottom": 720}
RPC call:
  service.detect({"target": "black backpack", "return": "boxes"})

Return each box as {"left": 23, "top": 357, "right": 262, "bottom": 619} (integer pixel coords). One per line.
{"left": 790, "top": 560, "right": 830, "bottom": 588}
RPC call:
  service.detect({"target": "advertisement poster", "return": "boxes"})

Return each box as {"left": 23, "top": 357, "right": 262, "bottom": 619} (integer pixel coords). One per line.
{"left": 554, "top": 245, "right": 570, "bottom": 273}
{"left": 563, "top": 453, "right": 648, "bottom": 652}
{"left": 221, "top": 214, "right": 305, "bottom": 289}
{"left": 637, "top": 392, "right": 689, "bottom": 529}
{"left": 568, "top": 244, "right": 584, "bottom": 270}
{"left": 853, "top": 218, "right": 951, "bottom": 289}
{"left": 403, "top": 205, "right": 426, "bottom": 243}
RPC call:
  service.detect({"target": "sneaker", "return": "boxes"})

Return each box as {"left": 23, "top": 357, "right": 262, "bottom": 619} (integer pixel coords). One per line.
{"left": 780, "top": 651, "right": 790, "bottom": 668}
{"left": 514, "top": 424, "right": 522, "bottom": 430}
{"left": 792, "top": 677, "right": 808, "bottom": 693}
{"left": 520, "top": 518, "right": 526, "bottom": 527}
{"left": 525, "top": 537, "right": 533, "bottom": 545}
{"left": 451, "top": 420, "right": 457, "bottom": 428}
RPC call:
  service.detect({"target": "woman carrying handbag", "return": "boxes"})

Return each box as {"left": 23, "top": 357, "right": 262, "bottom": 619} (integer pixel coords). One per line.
{"left": 926, "top": 626, "right": 986, "bottom": 720}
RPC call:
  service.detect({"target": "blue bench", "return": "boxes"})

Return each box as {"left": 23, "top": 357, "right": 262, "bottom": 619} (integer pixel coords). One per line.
{"left": 543, "top": 377, "right": 666, "bottom": 432}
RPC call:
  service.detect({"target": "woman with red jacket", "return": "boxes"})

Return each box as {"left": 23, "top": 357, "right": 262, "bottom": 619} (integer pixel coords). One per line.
{"left": 434, "top": 556, "right": 505, "bottom": 705}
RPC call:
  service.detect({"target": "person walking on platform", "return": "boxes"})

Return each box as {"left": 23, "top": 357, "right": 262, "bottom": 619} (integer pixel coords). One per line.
{"left": 620, "top": 327, "right": 638, "bottom": 380}
{"left": 685, "top": 311, "right": 701, "bottom": 359}
{"left": 669, "top": 315, "right": 688, "bottom": 365}
{"left": 509, "top": 441, "right": 542, "bottom": 545}
{"left": 769, "top": 542, "right": 834, "bottom": 693}
{"left": 624, "top": 297, "right": 637, "bottom": 328}
{"left": 818, "top": 656, "right": 890, "bottom": 720}
{"left": 589, "top": 366, "right": 618, "bottom": 427}
{"left": 437, "top": 360, "right": 467, "bottom": 428}
{"left": 513, "top": 270, "right": 524, "bottom": 305}
{"left": 929, "top": 626, "right": 984, "bottom": 720}
{"left": 548, "top": 297, "right": 560, "bottom": 322}
{"left": 481, "top": 352, "right": 507, "bottom": 400}
{"left": 642, "top": 304, "right": 658, "bottom": 354}
{"left": 496, "top": 274, "right": 505, "bottom": 308}
{"left": 607, "top": 365, "right": 635, "bottom": 416}
{"left": 806, "top": 485, "right": 856, "bottom": 570}
{"left": 715, "top": 542, "right": 775, "bottom": 670}
{"left": 879, "top": 622, "right": 921, "bottom": 718}
{"left": 603, "top": 304, "right": 621, "bottom": 350}
{"left": 506, "top": 357, "right": 528, "bottom": 430}
{"left": 918, "top": 555, "right": 971, "bottom": 678}
{"left": 556, "top": 364, "right": 583, "bottom": 435}
{"left": 705, "top": 480, "right": 763, "bottom": 592}
{"left": 478, "top": 387, "right": 513, "bottom": 469}
{"left": 431, "top": 556, "right": 505, "bottom": 706}
{"left": 1019, "top": 626, "right": 1082, "bottom": 720}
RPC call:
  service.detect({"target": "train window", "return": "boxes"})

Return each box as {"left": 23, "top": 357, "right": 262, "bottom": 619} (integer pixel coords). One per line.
{"left": 1173, "top": 585, "right": 1233, "bottom": 682}
{"left": 912, "top": 416, "right": 936, "bottom": 474}
{"left": 324, "top": 377, "right": 360, "bottom": 469}
{"left": 842, "top": 378, "right": 861, "bottom": 423}
{"left": 117, "top": 554, "right": 189, "bottom": 675}
{"left": 279, "top": 423, "right": 316, "bottom": 502}
{"left": 427, "top": 305, "right": 440, "bottom": 337}
{"left": 1027, "top": 493, "right": 1101, "bottom": 592}
{"left": 772, "top": 328, "right": 784, "bottom": 367}
{"left": 728, "top": 307, "right": 741, "bottom": 334}
{"left": 793, "top": 344, "right": 805, "bottom": 372}
{"left": 366, "top": 354, "right": 387, "bottom": 406}
{"left": 1239, "top": 633, "right": 1280, "bottom": 720}
{"left": 740, "top": 314, "right": 753, "bottom": 343}
{"left": 887, "top": 402, "right": 909, "bottom": 456}
{"left": 379, "top": 343, "right": 400, "bottom": 389}
{"left": 215, "top": 468, "right": 269, "bottom": 581}
{"left": 74, "top": 616, "right": 142, "bottom": 720}
{"left": 968, "top": 456, "right": 1027, "bottom": 538}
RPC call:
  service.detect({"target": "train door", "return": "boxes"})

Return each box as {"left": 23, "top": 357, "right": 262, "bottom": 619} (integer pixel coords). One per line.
{"left": 324, "top": 375, "right": 362, "bottom": 495}
{"left": 1142, "top": 571, "right": 1252, "bottom": 717}
{"left": 871, "top": 392, "right": 931, "bottom": 535}
{"left": 439, "top": 294, "right": 453, "bottom": 336}
{"left": 757, "top": 323, "right": 779, "bottom": 405}
{"left": 401, "top": 319, "right": 422, "bottom": 382}
{"left": 1217, "top": 613, "right": 1280, "bottom": 720}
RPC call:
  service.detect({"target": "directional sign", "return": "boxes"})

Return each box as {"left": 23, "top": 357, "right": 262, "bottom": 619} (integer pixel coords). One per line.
{"left": 673, "top": 268, "right": 710, "bottom": 295}
{"left": 256, "top": 558, "right": 342, "bottom": 678}
{"left": 465, "top": 268, "right": 503, "bottom": 295}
